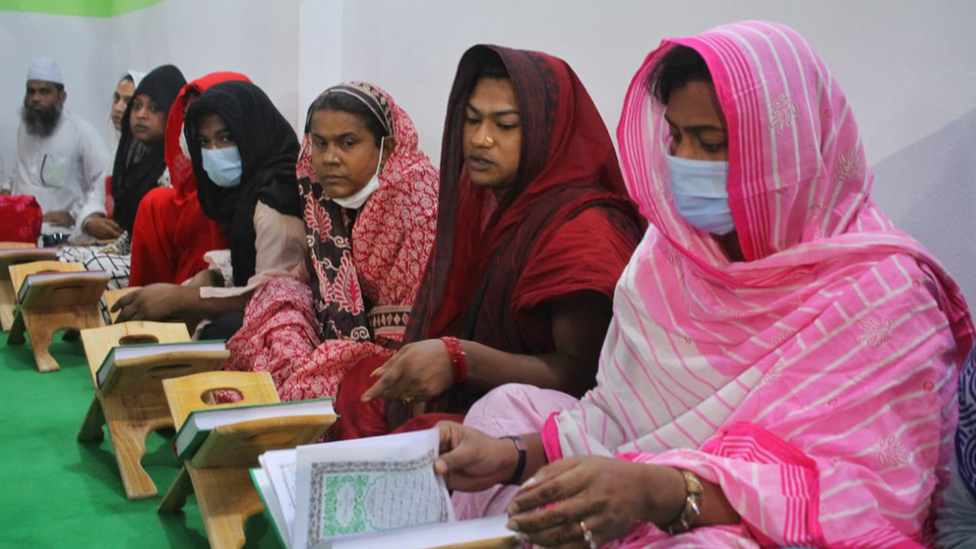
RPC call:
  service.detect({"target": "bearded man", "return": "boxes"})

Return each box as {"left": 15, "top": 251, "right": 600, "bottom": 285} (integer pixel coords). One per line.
{"left": 2, "top": 57, "right": 110, "bottom": 241}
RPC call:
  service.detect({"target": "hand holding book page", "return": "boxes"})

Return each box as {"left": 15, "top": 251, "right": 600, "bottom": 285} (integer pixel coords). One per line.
{"left": 255, "top": 427, "right": 515, "bottom": 549}
{"left": 295, "top": 428, "right": 452, "bottom": 549}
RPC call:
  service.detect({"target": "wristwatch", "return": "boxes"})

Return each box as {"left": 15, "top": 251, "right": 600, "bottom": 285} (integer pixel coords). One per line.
{"left": 503, "top": 435, "right": 527, "bottom": 485}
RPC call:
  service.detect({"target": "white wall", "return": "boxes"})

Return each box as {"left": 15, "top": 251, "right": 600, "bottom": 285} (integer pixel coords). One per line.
{"left": 113, "top": 0, "right": 301, "bottom": 131}
{"left": 0, "top": 0, "right": 302, "bottom": 182}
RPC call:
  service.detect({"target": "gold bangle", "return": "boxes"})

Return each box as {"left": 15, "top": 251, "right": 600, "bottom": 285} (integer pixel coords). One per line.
{"left": 665, "top": 469, "right": 703, "bottom": 535}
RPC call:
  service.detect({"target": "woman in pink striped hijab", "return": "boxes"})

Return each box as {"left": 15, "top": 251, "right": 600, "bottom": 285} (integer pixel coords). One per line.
{"left": 436, "top": 21, "right": 974, "bottom": 548}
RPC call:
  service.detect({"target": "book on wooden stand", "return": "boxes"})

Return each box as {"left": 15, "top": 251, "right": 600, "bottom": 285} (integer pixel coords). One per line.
{"left": 0, "top": 245, "right": 57, "bottom": 331}
{"left": 173, "top": 397, "right": 336, "bottom": 462}
{"left": 157, "top": 371, "right": 337, "bottom": 549}
{"left": 252, "top": 428, "right": 518, "bottom": 549}
{"left": 75, "top": 321, "right": 229, "bottom": 501}
{"left": 5, "top": 260, "right": 109, "bottom": 372}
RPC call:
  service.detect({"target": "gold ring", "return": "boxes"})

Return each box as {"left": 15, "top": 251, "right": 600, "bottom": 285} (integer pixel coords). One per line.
{"left": 579, "top": 520, "right": 596, "bottom": 549}
{"left": 485, "top": 135, "right": 494, "bottom": 145}
{"left": 399, "top": 393, "right": 413, "bottom": 403}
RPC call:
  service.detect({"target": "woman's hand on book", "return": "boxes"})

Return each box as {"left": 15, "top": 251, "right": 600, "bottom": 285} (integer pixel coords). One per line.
{"left": 360, "top": 339, "right": 454, "bottom": 403}
{"left": 505, "top": 456, "right": 684, "bottom": 548}
{"left": 112, "top": 283, "right": 186, "bottom": 322}
{"left": 434, "top": 421, "right": 519, "bottom": 491}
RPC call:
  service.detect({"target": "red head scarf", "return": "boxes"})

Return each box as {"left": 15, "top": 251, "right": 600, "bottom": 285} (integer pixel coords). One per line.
{"left": 406, "top": 45, "right": 644, "bottom": 353}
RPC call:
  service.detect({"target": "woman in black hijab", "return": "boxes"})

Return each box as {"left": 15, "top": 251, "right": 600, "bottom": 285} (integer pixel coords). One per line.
{"left": 111, "top": 64, "right": 186, "bottom": 234}
{"left": 113, "top": 81, "right": 305, "bottom": 339}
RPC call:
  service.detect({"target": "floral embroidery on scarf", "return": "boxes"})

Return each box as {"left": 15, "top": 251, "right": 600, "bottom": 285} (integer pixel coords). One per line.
{"left": 874, "top": 434, "right": 908, "bottom": 467}
{"left": 836, "top": 145, "right": 865, "bottom": 184}
{"left": 771, "top": 330, "right": 792, "bottom": 346}
{"left": 666, "top": 249, "right": 684, "bottom": 275}
{"left": 857, "top": 317, "right": 893, "bottom": 348}
{"left": 758, "top": 360, "right": 785, "bottom": 388}
{"left": 809, "top": 195, "right": 827, "bottom": 218}
{"left": 770, "top": 93, "right": 798, "bottom": 132}
{"left": 313, "top": 257, "right": 334, "bottom": 304}
{"left": 305, "top": 199, "right": 332, "bottom": 243}
{"left": 333, "top": 251, "right": 364, "bottom": 315}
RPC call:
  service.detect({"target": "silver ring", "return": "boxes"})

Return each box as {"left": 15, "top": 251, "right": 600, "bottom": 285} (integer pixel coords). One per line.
{"left": 579, "top": 520, "right": 597, "bottom": 549}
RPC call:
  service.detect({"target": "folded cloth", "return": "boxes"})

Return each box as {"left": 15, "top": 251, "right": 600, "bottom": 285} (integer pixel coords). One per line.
{"left": 0, "top": 195, "right": 43, "bottom": 244}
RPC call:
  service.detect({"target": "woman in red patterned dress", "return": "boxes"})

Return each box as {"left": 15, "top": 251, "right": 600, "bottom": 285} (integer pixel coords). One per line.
{"left": 224, "top": 81, "right": 440, "bottom": 401}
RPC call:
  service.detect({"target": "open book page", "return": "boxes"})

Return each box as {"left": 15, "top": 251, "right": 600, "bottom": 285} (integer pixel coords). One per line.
{"left": 293, "top": 428, "right": 453, "bottom": 549}
{"left": 325, "top": 515, "right": 513, "bottom": 549}
{"left": 259, "top": 448, "right": 300, "bottom": 542}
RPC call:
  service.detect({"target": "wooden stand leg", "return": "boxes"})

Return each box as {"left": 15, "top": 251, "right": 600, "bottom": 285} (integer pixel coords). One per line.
{"left": 157, "top": 464, "right": 193, "bottom": 512}
{"left": 0, "top": 279, "right": 16, "bottom": 332}
{"left": 182, "top": 463, "right": 265, "bottom": 549}
{"left": 100, "top": 395, "right": 174, "bottom": 500}
{"left": 19, "top": 305, "right": 105, "bottom": 373}
{"left": 76, "top": 397, "right": 106, "bottom": 442}
{"left": 21, "top": 312, "right": 59, "bottom": 372}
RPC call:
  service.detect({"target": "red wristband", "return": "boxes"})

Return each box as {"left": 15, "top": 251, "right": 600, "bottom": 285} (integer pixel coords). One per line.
{"left": 440, "top": 336, "right": 467, "bottom": 383}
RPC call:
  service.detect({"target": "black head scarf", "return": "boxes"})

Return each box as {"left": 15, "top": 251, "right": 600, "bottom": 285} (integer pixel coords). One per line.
{"left": 111, "top": 64, "right": 186, "bottom": 232}
{"left": 186, "top": 80, "right": 301, "bottom": 286}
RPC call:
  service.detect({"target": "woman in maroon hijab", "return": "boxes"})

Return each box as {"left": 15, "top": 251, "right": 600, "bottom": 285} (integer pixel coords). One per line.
{"left": 330, "top": 45, "right": 645, "bottom": 439}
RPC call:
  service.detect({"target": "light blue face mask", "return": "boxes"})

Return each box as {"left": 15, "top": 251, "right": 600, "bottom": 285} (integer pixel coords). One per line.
{"left": 201, "top": 146, "right": 243, "bottom": 188}
{"left": 666, "top": 154, "right": 735, "bottom": 235}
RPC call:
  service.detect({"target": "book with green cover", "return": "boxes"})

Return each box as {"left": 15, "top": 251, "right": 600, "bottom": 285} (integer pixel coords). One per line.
{"left": 94, "top": 340, "right": 227, "bottom": 388}
{"left": 173, "top": 397, "right": 335, "bottom": 461}
{"left": 17, "top": 269, "right": 108, "bottom": 303}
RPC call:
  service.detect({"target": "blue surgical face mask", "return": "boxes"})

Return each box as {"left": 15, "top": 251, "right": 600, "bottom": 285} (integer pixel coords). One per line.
{"left": 201, "top": 146, "right": 243, "bottom": 188}
{"left": 666, "top": 154, "right": 735, "bottom": 235}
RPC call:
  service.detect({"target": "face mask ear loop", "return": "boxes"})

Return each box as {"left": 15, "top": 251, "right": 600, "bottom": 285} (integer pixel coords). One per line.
{"left": 374, "top": 136, "right": 386, "bottom": 182}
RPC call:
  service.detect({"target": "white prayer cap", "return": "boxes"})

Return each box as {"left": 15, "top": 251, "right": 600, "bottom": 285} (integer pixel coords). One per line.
{"left": 27, "top": 57, "right": 64, "bottom": 85}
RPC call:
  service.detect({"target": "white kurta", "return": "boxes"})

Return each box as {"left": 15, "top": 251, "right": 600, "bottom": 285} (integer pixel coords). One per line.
{"left": 6, "top": 109, "right": 110, "bottom": 233}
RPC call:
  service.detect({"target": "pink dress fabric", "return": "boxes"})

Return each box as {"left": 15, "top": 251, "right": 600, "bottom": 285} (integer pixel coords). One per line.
{"left": 224, "top": 85, "right": 438, "bottom": 399}
{"left": 459, "top": 21, "right": 975, "bottom": 549}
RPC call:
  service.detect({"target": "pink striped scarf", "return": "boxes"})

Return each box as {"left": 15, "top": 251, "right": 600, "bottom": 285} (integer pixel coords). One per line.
{"left": 545, "top": 21, "right": 973, "bottom": 548}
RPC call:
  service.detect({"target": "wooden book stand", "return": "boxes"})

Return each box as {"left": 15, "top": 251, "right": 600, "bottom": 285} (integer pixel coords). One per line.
{"left": 0, "top": 245, "right": 56, "bottom": 331}
{"left": 5, "top": 260, "right": 108, "bottom": 372}
{"left": 158, "top": 371, "right": 336, "bottom": 549}
{"left": 76, "top": 321, "right": 230, "bottom": 500}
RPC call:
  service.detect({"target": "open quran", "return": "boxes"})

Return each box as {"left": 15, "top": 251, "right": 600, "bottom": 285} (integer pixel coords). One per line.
{"left": 252, "top": 428, "right": 517, "bottom": 549}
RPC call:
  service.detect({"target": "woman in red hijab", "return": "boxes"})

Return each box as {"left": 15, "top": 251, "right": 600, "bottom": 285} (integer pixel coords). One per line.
{"left": 128, "top": 72, "right": 249, "bottom": 287}
{"left": 332, "top": 45, "right": 645, "bottom": 439}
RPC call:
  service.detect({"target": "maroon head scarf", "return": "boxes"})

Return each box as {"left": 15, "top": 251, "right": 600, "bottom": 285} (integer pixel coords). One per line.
{"left": 406, "top": 45, "right": 643, "bottom": 354}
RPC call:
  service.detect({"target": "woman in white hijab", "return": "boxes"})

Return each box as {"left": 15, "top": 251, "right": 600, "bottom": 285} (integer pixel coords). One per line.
{"left": 73, "top": 70, "right": 146, "bottom": 243}
{"left": 104, "top": 71, "right": 146, "bottom": 157}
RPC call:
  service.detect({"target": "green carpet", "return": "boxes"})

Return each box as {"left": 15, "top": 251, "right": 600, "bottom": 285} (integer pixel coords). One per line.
{"left": 0, "top": 331, "right": 282, "bottom": 549}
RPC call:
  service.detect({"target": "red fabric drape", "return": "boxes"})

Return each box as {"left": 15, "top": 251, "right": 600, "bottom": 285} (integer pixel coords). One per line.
{"left": 0, "top": 196, "right": 42, "bottom": 244}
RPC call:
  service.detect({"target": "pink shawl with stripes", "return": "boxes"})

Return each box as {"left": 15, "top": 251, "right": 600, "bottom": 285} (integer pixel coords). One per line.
{"left": 545, "top": 21, "right": 973, "bottom": 548}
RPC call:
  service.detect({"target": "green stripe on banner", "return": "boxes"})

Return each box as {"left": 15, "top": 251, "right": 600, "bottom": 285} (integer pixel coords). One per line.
{"left": 0, "top": 0, "right": 168, "bottom": 17}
